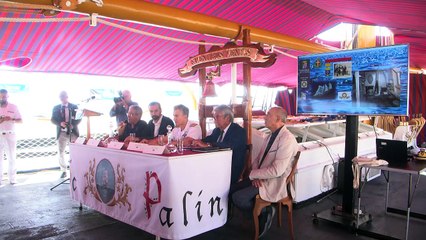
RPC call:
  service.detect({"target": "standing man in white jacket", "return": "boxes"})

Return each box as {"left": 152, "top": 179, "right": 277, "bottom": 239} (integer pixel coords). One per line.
{"left": 232, "top": 107, "right": 299, "bottom": 238}
{"left": 0, "top": 89, "right": 22, "bottom": 186}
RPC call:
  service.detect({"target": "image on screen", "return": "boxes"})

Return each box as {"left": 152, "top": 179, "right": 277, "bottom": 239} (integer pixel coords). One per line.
{"left": 297, "top": 44, "right": 409, "bottom": 115}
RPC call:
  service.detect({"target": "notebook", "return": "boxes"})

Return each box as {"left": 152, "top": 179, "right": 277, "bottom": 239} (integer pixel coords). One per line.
{"left": 376, "top": 139, "right": 408, "bottom": 166}
{"left": 190, "top": 147, "right": 231, "bottom": 153}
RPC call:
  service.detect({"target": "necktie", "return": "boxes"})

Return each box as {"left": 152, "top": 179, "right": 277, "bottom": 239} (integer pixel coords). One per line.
{"left": 217, "top": 130, "right": 224, "bottom": 143}
{"left": 64, "top": 106, "right": 70, "bottom": 122}
{"left": 61, "top": 106, "right": 66, "bottom": 121}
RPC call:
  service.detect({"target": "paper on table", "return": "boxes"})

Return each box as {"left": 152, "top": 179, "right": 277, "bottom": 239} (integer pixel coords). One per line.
{"left": 74, "top": 137, "right": 86, "bottom": 145}
{"left": 86, "top": 138, "right": 100, "bottom": 147}
{"left": 107, "top": 141, "right": 124, "bottom": 150}
{"left": 127, "top": 142, "right": 147, "bottom": 152}
{"left": 141, "top": 145, "right": 166, "bottom": 155}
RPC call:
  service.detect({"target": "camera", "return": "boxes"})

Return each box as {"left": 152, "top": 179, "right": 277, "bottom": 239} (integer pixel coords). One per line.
{"left": 113, "top": 96, "right": 123, "bottom": 103}
{"left": 113, "top": 91, "right": 124, "bottom": 103}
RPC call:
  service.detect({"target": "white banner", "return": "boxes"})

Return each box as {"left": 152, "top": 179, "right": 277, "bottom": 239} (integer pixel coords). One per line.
{"left": 70, "top": 144, "right": 232, "bottom": 239}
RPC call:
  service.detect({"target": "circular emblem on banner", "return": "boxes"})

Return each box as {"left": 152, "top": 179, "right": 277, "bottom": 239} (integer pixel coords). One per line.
{"left": 95, "top": 159, "right": 116, "bottom": 204}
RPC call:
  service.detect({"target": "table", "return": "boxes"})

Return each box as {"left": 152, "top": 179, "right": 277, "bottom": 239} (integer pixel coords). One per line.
{"left": 69, "top": 144, "right": 232, "bottom": 239}
{"left": 357, "top": 159, "right": 426, "bottom": 240}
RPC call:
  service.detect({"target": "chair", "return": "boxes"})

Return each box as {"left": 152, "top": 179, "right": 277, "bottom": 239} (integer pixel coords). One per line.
{"left": 228, "top": 144, "right": 253, "bottom": 221}
{"left": 252, "top": 151, "right": 301, "bottom": 240}
{"left": 239, "top": 144, "right": 253, "bottom": 180}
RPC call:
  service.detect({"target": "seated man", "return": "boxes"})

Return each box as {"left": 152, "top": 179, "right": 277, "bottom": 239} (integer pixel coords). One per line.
{"left": 192, "top": 105, "right": 247, "bottom": 185}
{"left": 117, "top": 105, "right": 152, "bottom": 143}
{"left": 231, "top": 107, "right": 299, "bottom": 238}
{"left": 171, "top": 104, "right": 202, "bottom": 145}
{"left": 147, "top": 101, "right": 174, "bottom": 138}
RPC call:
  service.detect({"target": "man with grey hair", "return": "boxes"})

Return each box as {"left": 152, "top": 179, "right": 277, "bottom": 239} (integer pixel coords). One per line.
{"left": 117, "top": 105, "right": 151, "bottom": 142}
{"left": 171, "top": 104, "right": 202, "bottom": 145}
{"left": 51, "top": 91, "right": 81, "bottom": 178}
{"left": 231, "top": 106, "right": 299, "bottom": 238}
{"left": 192, "top": 104, "right": 247, "bottom": 185}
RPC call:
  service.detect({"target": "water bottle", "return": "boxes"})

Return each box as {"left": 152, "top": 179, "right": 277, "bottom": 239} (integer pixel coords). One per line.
{"left": 166, "top": 125, "right": 173, "bottom": 144}
{"left": 109, "top": 121, "right": 115, "bottom": 137}
{"left": 166, "top": 125, "right": 177, "bottom": 153}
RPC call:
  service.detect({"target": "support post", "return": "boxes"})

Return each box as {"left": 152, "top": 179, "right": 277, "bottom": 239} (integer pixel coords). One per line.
{"left": 342, "top": 115, "right": 358, "bottom": 213}
{"left": 242, "top": 29, "right": 252, "bottom": 146}
{"left": 198, "top": 41, "right": 207, "bottom": 138}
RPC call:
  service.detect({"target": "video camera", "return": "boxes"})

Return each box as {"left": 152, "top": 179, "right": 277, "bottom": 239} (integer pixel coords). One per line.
{"left": 113, "top": 91, "right": 124, "bottom": 103}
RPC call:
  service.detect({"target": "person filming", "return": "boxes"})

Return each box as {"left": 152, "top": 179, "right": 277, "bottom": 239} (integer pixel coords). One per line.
{"left": 109, "top": 90, "right": 138, "bottom": 125}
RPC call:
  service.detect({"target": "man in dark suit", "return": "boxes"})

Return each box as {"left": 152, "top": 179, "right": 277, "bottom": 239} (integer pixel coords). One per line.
{"left": 192, "top": 105, "right": 247, "bottom": 185}
{"left": 117, "top": 105, "right": 152, "bottom": 143}
{"left": 51, "top": 91, "right": 81, "bottom": 178}
{"left": 147, "top": 102, "right": 174, "bottom": 138}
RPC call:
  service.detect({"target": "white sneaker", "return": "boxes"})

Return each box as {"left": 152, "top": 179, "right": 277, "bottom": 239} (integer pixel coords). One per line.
{"left": 10, "top": 180, "right": 17, "bottom": 185}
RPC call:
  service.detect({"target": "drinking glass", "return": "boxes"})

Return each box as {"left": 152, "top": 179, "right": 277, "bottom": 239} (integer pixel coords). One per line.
{"left": 157, "top": 135, "right": 165, "bottom": 146}
{"left": 177, "top": 138, "right": 184, "bottom": 154}
{"left": 166, "top": 143, "right": 177, "bottom": 153}
{"left": 129, "top": 133, "right": 136, "bottom": 142}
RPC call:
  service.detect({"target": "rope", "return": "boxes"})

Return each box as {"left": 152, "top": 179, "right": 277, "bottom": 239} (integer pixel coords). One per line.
{"left": 97, "top": 18, "right": 223, "bottom": 46}
{"left": 0, "top": 15, "right": 300, "bottom": 57}
{"left": 0, "top": 16, "right": 224, "bottom": 46}
{"left": 273, "top": 48, "right": 297, "bottom": 59}
{"left": 0, "top": 17, "right": 88, "bottom": 23}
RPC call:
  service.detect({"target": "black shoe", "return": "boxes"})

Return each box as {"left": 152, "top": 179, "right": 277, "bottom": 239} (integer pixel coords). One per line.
{"left": 60, "top": 172, "right": 67, "bottom": 178}
{"left": 259, "top": 206, "right": 276, "bottom": 238}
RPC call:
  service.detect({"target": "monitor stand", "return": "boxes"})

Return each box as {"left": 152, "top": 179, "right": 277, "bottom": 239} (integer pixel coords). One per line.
{"left": 313, "top": 116, "right": 372, "bottom": 232}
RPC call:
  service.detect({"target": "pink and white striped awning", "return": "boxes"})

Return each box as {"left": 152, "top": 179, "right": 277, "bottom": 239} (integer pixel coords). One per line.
{"left": 1, "top": 0, "right": 425, "bottom": 87}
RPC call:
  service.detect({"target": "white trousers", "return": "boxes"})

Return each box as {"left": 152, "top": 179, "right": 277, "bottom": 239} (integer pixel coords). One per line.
{"left": 58, "top": 132, "right": 77, "bottom": 172}
{"left": 0, "top": 133, "right": 17, "bottom": 183}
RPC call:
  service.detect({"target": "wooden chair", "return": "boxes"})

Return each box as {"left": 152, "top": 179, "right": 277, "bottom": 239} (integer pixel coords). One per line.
{"left": 239, "top": 144, "right": 253, "bottom": 180}
{"left": 252, "top": 151, "right": 301, "bottom": 240}
{"left": 228, "top": 144, "right": 253, "bottom": 220}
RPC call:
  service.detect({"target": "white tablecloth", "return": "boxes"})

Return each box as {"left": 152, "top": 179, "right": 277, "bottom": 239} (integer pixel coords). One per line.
{"left": 70, "top": 144, "right": 232, "bottom": 239}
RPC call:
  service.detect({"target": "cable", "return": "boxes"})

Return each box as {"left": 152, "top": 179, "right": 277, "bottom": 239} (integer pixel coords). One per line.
{"left": 368, "top": 116, "right": 379, "bottom": 138}
{"left": 315, "top": 140, "right": 341, "bottom": 195}
{"left": 315, "top": 140, "right": 339, "bottom": 164}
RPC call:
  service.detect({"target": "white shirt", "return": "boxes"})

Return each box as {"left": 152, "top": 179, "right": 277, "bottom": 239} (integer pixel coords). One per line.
{"left": 153, "top": 115, "right": 163, "bottom": 137}
{"left": 0, "top": 103, "right": 21, "bottom": 131}
{"left": 218, "top": 123, "right": 231, "bottom": 142}
{"left": 171, "top": 121, "right": 202, "bottom": 140}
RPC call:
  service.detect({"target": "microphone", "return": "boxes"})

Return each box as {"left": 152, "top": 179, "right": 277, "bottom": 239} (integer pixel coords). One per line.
{"left": 82, "top": 96, "right": 96, "bottom": 103}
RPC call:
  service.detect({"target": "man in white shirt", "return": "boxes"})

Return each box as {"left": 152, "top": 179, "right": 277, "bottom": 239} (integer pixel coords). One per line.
{"left": 171, "top": 104, "right": 201, "bottom": 146}
{"left": 0, "top": 89, "right": 22, "bottom": 185}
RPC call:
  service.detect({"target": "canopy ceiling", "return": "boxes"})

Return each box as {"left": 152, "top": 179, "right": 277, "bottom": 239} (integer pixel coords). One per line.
{"left": 1, "top": 0, "right": 425, "bottom": 87}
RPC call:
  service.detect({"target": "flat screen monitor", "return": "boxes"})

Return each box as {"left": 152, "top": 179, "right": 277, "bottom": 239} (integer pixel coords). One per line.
{"left": 297, "top": 44, "right": 409, "bottom": 115}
